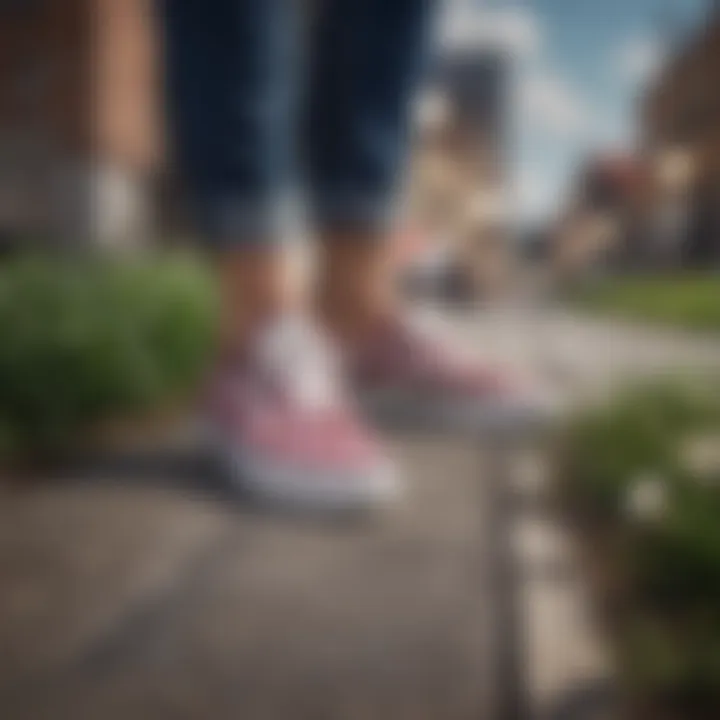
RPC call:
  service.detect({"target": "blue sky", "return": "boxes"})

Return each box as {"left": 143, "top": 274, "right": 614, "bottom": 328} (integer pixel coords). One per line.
{"left": 438, "top": 0, "right": 712, "bottom": 223}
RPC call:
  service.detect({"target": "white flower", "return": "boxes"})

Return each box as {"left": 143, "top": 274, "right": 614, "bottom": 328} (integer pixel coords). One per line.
{"left": 625, "top": 472, "right": 669, "bottom": 523}
{"left": 680, "top": 433, "right": 720, "bottom": 483}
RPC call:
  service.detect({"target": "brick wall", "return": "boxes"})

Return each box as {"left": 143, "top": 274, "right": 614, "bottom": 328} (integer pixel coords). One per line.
{"left": 642, "top": 15, "right": 720, "bottom": 262}
{"left": 0, "top": 0, "right": 162, "bottom": 244}
{"left": 92, "top": 0, "right": 162, "bottom": 172}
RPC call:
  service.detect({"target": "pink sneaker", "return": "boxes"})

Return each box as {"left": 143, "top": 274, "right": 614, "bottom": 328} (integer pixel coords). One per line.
{"left": 205, "top": 316, "right": 398, "bottom": 511}
{"left": 352, "top": 314, "right": 557, "bottom": 432}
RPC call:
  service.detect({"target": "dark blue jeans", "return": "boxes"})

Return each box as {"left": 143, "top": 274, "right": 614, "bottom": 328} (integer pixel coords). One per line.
{"left": 160, "top": 0, "right": 435, "bottom": 245}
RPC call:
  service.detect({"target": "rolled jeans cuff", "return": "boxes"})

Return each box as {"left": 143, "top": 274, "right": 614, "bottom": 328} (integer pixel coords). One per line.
{"left": 311, "top": 192, "right": 397, "bottom": 238}
{"left": 201, "top": 196, "right": 289, "bottom": 248}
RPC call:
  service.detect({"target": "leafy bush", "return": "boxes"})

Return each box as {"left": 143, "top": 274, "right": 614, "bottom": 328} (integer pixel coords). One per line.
{"left": 567, "top": 382, "right": 720, "bottom": 515}
{"left": 0, "top": 255, "right": 216, "bottom": 459}
{"left": 563, "top": 379, "right": 720, "bottom": 711}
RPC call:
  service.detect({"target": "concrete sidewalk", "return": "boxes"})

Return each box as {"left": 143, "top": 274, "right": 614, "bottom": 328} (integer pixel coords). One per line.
{"left": 0, "top": 437, "right": 506, "bottom": 720}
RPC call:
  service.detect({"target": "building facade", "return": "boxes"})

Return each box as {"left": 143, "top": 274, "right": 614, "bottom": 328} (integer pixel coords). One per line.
{"left": 642, "top": 9, "right": 720, "bottom": 264}
{"left": 553, "top": 155, "right": 652, "bottom": 277}
{"left": 406, "top": 46, "right": 511, "bottom": 297}
{"left": 0, "top": 0, "right": 161, "bottom": 247}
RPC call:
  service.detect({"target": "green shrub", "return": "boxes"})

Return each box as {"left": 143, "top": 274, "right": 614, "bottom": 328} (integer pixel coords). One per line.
{"left": 563, "top": 379, "right": 720, "bottom": 709}
{"left": 0, "top": 255, "right": 216, "bottom": 458}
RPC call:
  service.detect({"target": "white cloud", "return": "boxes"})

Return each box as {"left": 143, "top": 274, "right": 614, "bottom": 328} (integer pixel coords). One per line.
{"left": 440, "top": 3, "right": 543, "bottom": 57}
{"left": 440, "top": 3, "right": 588, "bottom": 136}
{"left": 439, "top": 2, "right": 586, "bottom": 138}
{"left": 518, "top": 67, "right": 589, "bottom": 138}
{"left": 439, "top": 1, "right": 587, "bottom": 138}
{"left": 436, "top": 2, "right": 597, "bottom": 221}
{"left": 615, "top": 36, "right": 665, "bottom": 85}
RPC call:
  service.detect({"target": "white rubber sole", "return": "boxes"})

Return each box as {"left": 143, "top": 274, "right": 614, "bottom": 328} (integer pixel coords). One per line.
{"left": 212, "top": 439, "right": 401, "bottom": 513}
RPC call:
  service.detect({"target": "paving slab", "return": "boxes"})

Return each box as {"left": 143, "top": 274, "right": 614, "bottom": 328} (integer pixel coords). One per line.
{"left": 506, "top": 449, "right": 616, "bottom": 720}
{"left": 0, "top": 437, "right": 497, "bottom": 720}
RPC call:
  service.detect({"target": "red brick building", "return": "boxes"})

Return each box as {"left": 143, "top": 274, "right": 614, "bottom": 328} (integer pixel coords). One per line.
{"left": 642, "top": 9, "right": 720, "bottom": 264}
{"left": 0, "top": 0, "right": 161, "bottom": 246}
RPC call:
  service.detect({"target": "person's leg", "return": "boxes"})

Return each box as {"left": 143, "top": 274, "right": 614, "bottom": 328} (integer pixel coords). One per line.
{"left": 160, "top": 0, "right": 297, "bottom": 350}
{"left": 304, "top": 0, "right": 437, "bottom": 341}
{"left": 159, "top": 0, "right": 395, "bottom": 509}
{"left": 305, "top": 0, "right": 556, "bottom": 430}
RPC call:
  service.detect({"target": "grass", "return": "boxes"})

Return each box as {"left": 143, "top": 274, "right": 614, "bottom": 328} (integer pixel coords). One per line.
{"left": 575, "top": 274, "right": 720, "bottom": 332}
